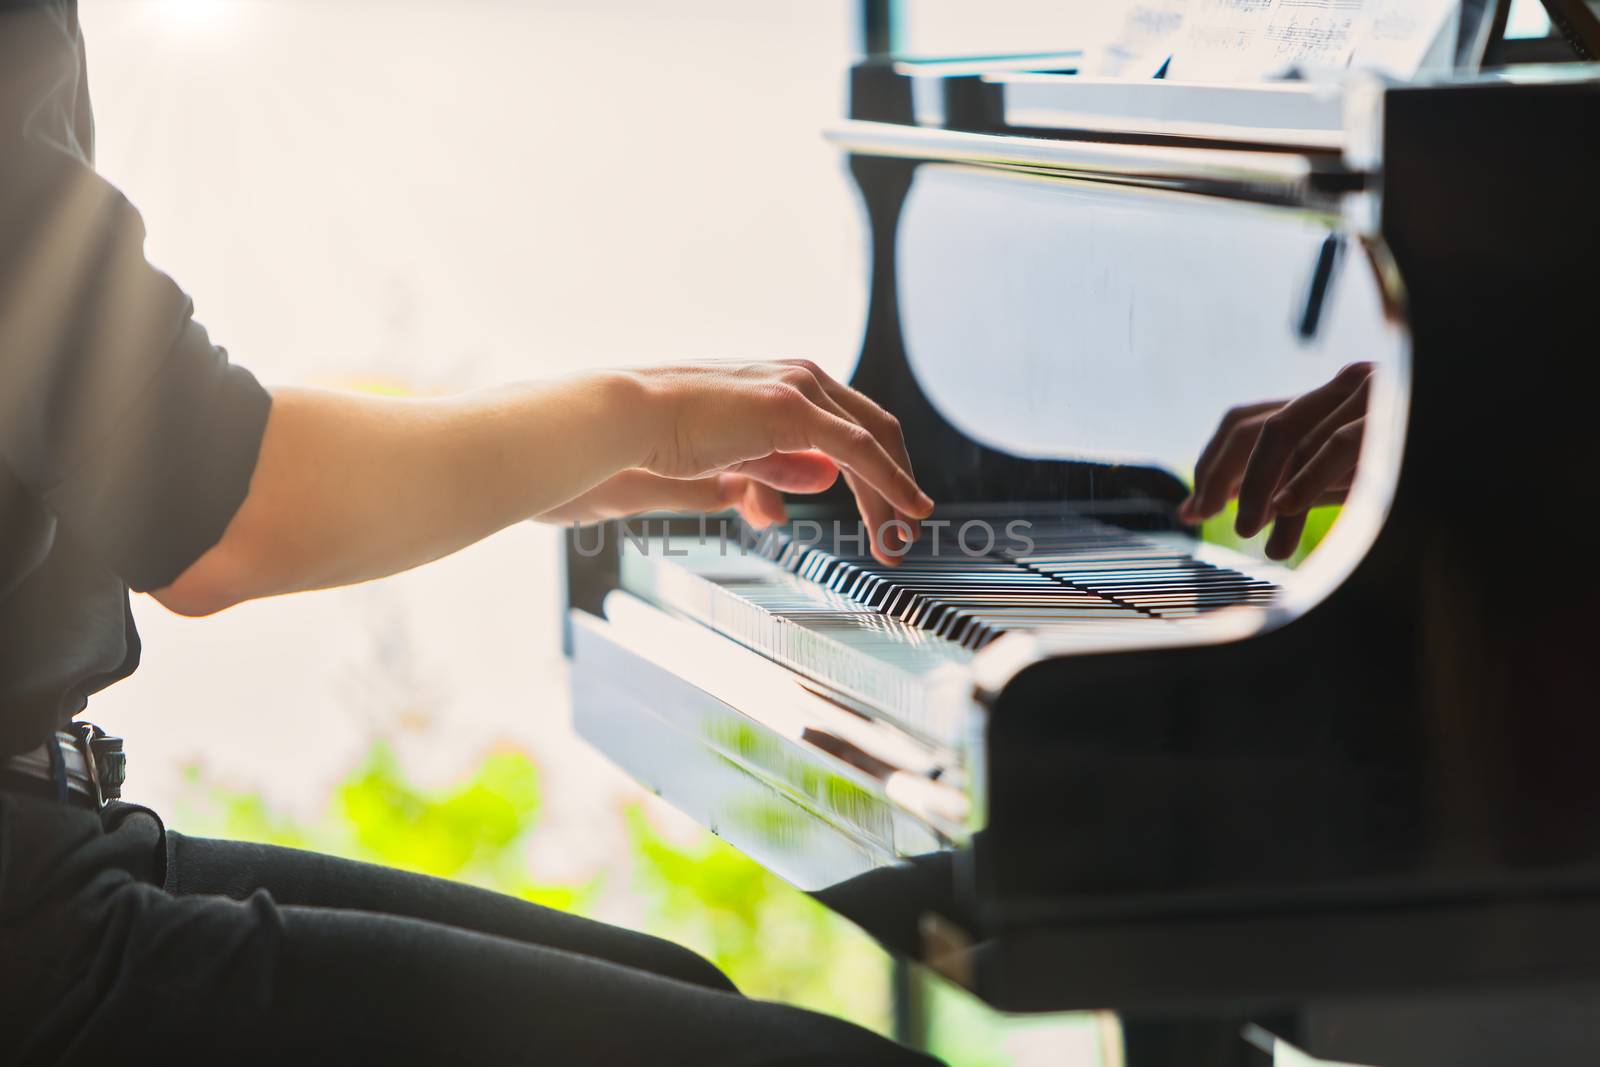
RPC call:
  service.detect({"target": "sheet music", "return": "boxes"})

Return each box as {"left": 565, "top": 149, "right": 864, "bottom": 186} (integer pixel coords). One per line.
{"left": 1161, "top": 0, "right": 1458, "bottom": 82}
{"left": 1348, "top": 0, "right": 1461, "bottom": 78}
{"left": 1167, "top": 0, "right": 1364, "bottom": 80}
{"left": 1088, "top": 0, "right": 1189, "bottom": 78}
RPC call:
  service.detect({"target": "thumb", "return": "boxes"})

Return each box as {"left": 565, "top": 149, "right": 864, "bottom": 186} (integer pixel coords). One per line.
{"left": 633, "top": 472, "right": 788, "bottom": 528}
{"left": 626, "top": 471, "right": 747, "bottom": 513}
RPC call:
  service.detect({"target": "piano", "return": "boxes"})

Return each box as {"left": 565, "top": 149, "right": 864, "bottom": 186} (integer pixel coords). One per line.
{"left": 564, "top": 5, "right": 1600, "bottom": 1064}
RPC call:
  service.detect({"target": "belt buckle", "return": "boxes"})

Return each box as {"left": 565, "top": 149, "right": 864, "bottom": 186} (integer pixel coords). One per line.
{"left": 70, "top": 723, "right": 125, "bottom": 806}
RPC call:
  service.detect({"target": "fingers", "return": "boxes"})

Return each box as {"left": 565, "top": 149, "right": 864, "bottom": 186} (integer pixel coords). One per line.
{"left": 733, "top": 478, "right": 789, "bottom": 529}
{"left": 801, "top": 407, "right": 932, "bottom": 520}
{"left": 1235, "top": 362, "right": 1373, "bottom": 537}
{"left": 1271, "top": 417, "right": 1366, "bottom": 519}
{"left": 1285, "top": 383, "right": 1367, "bottom": 486}
{"left": 1180, "top": 407, "right": 1278, "bottom": 523}
{"left": 1257, "top": 372, "right": 1369, "bottom": 560}
{"left": 737, "top": 447, "right": 906, "bottom": 563}
{"left": 633, "top": 359, "right": 933, "bottom": 546}
{"left": 1177, "top": 362, "right": 1373, "bottom": 561}
{"left": 774, "top": 361, "right": 926, "bottom": 557}
{"left": 842, "top": 470, "right": 906, "bottom": 566}
{"left": 764, "top": 369, "right": 931, "bottom": 523}
{"left": 1264, "top": 510, "right": 1308, "bottom": 561}
{"left": 800, "top": 366, "right": 921, "bottom": 526}
{"left": 1188, "top": 400, "right": 1283, "bottom": 505}
{"left": 746, "top": 365, "right": 917, "bottom": 565}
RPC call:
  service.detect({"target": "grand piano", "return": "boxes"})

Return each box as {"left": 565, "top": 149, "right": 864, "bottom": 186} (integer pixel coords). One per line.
{"left": 564, "top": 4, "right": 1600, "bottom": 1063}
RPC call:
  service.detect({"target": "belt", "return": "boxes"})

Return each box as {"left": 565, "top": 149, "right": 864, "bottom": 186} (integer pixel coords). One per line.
{"left": 1, "top": 723, "right": 126, "bottom": 807}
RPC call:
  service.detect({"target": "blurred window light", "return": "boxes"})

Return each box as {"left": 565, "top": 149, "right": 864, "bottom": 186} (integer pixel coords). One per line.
{"left": 151, "top": 0, "right": 235, "bottom": 34}
{"left": 888, "top": 2, "right": 1562, "bottom": 59}
{"left": 894, "top": 0, "right": 1116, "bottom": 58}
{"left": 1504, "top": 0, "right": 1553, "bottom": 38}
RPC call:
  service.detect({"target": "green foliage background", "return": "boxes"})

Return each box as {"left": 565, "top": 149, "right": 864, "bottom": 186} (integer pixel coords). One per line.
{"left": 176, "top": 743, "right": 891, "bottom": 1028}
{"left": 176, "top": 743, "right": 1103, "bottom": 1064}
{"left": 1198, "top": 499, "right": 1342, "bottom": 566}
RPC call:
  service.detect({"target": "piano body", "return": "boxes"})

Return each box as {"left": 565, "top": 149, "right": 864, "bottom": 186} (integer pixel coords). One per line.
{"left": 564, "top": 11, "right": 1600, "bottom": 1064}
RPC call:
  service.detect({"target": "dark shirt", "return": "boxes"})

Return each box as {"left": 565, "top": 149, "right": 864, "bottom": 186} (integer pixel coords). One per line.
{"left": 0, "top": 1, "right": 271, "bottom": 758}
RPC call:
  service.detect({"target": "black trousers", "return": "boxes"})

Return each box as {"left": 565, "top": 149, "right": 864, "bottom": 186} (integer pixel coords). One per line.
{"left": 0, "top": 789, "right": 938, "bottom": 1066}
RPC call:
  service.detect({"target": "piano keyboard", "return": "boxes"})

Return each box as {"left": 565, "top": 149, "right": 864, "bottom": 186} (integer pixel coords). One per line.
{"left": 618, "top": 514, "right": 1280, "bottom": 746}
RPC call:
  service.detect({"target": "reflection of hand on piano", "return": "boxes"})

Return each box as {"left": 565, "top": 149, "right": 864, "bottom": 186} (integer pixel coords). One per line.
{"left": 617, "top": 360, "right": 935, "bottom": 564}
{"left": 1179, "top": 361, "right": 1373, "bottom": 560}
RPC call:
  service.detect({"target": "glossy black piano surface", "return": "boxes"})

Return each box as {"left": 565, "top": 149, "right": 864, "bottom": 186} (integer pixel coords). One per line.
{"left": 564, "top": 28, "right": 1600, "bottom": 1067}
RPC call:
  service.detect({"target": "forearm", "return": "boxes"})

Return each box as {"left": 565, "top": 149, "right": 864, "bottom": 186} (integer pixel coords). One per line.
{"left": 154, "top": 357, "right": 933, "bottom": 614}
{"left": 154, "top": 372, "right": 648, "bottom": 615}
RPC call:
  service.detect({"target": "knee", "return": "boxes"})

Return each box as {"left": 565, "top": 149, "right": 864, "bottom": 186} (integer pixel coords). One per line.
{"left": 766, "top": 1038, "right": 940, "bottom": 1067}
{"left": 760, "top": 1012, "right": 943, "bottom": 1067}
{"left": 645, "top": 938, "right": 739, "bottom": 993}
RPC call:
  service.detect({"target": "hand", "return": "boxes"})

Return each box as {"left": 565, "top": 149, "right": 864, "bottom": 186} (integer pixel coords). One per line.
{"left": 1178, "top": 362, "right": 1373, "bottom": 561}
{"left": 537, "top": 452, "right": 839, "bottom": 528}
{"left": 624, "top": 360, "right": 934, "bottom": 564}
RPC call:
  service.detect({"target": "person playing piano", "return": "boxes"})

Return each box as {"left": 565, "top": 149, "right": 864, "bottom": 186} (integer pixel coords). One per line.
{"left": 0, "top": 3, "right": 938, "bottom": 1064}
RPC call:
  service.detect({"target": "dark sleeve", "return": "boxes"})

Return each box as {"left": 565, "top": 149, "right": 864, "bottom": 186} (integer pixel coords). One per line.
{"left": 0, "top": 33, "right": 271, "bottom": 592}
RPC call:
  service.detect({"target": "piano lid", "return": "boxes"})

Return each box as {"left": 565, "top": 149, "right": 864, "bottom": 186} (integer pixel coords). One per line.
{"left": 825, "top": 53, "right": 1417, "bottom": 588}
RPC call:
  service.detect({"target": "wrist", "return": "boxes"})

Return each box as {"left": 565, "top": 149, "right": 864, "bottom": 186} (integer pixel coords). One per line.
{"left": 587, "top": 368, "right": 662, "bottom": 471}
